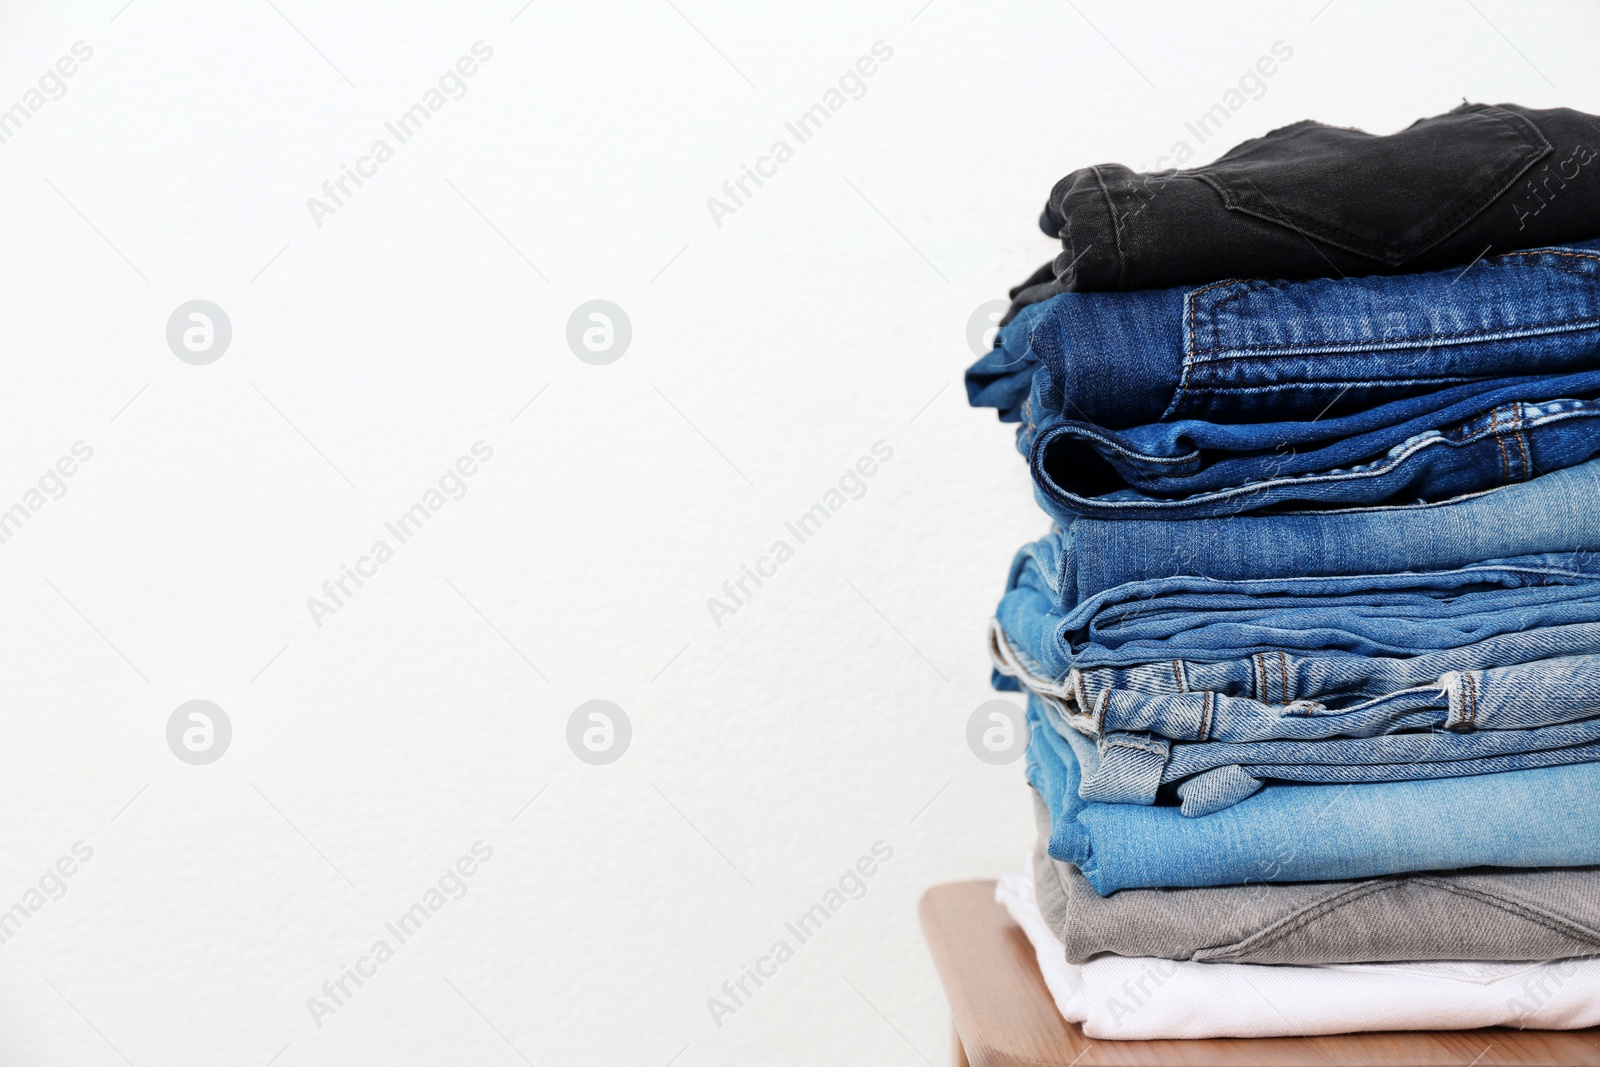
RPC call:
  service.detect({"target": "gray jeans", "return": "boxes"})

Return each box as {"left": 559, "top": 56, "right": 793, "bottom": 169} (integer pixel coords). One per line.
{"left": 1029, "top": 790, "right": 1600, "bottom": 965}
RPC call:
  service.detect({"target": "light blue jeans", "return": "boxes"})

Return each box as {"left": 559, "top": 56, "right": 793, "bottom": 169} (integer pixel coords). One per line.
{"left": 1027, "top": 696, "right": 1600, "bottom": 893}
{"left": 1069, "top": 695, "right": 1600, "bottom": 817}
{"left": 997, "top": 620, "right": 1600, "bottom": 741}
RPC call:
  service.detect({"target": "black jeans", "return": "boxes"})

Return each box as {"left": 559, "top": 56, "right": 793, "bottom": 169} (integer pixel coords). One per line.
{"left": 1004, "top": 102, "right": 1600, "bottom": 321}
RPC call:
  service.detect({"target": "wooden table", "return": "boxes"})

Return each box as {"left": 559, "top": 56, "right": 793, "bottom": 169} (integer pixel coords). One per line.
{"left": 920, "top": 880, "right": 1600, "bottom": 1066}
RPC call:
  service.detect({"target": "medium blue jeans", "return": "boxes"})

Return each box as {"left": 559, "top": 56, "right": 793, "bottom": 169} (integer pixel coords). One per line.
{"left": 1030, "top": 378, "right": 1600, "bottom": 521}
{"left": 996, "top": 547, "right": 1600, "bottom": 676}
{"left": 1024, "top": 456, "right": 1600, "bottom": 617}
{"left": 967, "top": 238, "right": 1600, "bottom": 432}
{"left": 1026, "top": 696, "right": 1600, "bottom": 893}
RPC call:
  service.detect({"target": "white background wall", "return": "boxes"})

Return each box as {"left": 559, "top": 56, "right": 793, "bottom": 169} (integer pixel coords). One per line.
{"left": 0, "top": 1, "right": 1595, "bottom": 1063}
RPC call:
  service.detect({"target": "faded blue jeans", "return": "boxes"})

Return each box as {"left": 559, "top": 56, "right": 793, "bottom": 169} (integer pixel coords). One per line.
{"left": 998, "top": 620, "right": 1600, "bottom": 739}
{"left": 995, "top": 549, "right": 1600, "bottom": 676}
{"left": 1063, "top": 695, "right": 1600, "bottom": 817}
{"left": 999, "top": 620, "right": 1600, "bottom": 742}
{"left": 1026, "top": 696, "right": 1600, "bottom": 893}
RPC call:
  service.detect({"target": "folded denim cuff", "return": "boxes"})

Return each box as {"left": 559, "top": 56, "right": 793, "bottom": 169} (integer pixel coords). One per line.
{"left": 1078, "top": 732, "right": 1170, "bottom": 805}
{"left": 1177, "top": 765, "right": 1265, "bottom": 817}
{"left": 988, "top": 617, "right": 1072, "bottom": 700}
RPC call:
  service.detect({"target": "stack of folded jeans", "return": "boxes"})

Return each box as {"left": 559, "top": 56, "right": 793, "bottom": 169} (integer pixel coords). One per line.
{"left": 965, "top": 102, "right": 1600, "bottom": 1040}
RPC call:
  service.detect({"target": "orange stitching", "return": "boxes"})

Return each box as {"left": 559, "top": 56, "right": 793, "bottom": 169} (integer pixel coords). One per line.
{"left": 1491, "top": 406, "right": 1510, "bottom": 483}
{"left": 1177, "top": 278, "right": 1254, "bottom": 415}
{"left": 1188, "top": 247, "right": 1600, "bottom": 364}
{"left": 1512, "top": 405, "right": 1532, "bottom": 478}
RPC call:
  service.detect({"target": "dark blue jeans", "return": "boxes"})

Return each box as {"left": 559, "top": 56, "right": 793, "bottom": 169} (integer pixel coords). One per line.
{"left": 1029, "top": 374, "right": 1600, "bottom": 520}
{"left": 968, "top": 238, "right": 1600, "bottom": 432}
{"left": 970, "top": 240, "right": 1600, "bottom": 519}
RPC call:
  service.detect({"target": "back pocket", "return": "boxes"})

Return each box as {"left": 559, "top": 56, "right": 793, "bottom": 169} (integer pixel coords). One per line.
{"left": 1195, "top": 105, "right": 1550, "bottom": 265}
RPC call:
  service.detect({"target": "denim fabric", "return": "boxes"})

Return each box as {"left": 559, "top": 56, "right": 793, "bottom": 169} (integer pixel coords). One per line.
{"left": 1026, "top": 696, "right": 1600, "bottom": 893}
{"left": 965, "top": 295, "right": 1054, "bottom": 424}
{"left": 1018, "top": 104, "right": 1600, "bottom": 301}
{"left": 1031, "top": 377, "right": 1600, "bottom": 521}
{"left": 1066, "top": 622, "right": 1600, "bottom": 718}
{"left": 998, "top": 630, "right": 1600, "bottom": 748}
{"left": 1023, "top": 456, "right": 1600, "bottom": 618}
{"left": 995, "top": 547, "right": 1600, "bottom": 681}
{"left": 1028, "top": 792, "right": 1600, "bottom": 966}
{"left": 1062, "top": 702, "right": 1600, "bottom": 817}
{"left": 967, "top": 238, "right": 1600, "bottom": 434}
